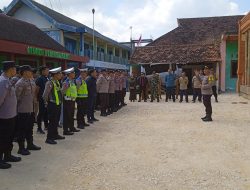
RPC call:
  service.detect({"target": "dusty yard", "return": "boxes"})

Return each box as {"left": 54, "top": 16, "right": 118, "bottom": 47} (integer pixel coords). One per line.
{"left": 1, "top": 94, "right": 250, "bottom": 190}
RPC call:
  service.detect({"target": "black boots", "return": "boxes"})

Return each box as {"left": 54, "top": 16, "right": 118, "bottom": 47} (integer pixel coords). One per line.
{"left": 4, "top": 151, "right": 21, "bottom": 162}
{"left": 27, "top": 139, "right": 41, "bottom": 151}
{"left": 18, "top": 142, "right": 30, "bottom": 156}
{"left": 0, "top": 152, "right": 11, "bottom": 169}
{"left": 202, "top": 115, "right": 213, "bottom": 122}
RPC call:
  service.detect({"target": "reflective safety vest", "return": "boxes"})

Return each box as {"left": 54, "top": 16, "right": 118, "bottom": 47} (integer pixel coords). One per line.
{"left": 65, "top": 81, "right": 77, "bottom": 100}
{"left": 77, "top": 79, "right": 88, "bottom": 98}
{"left": 51, "top": 80, "right": 61, "bottom": 105}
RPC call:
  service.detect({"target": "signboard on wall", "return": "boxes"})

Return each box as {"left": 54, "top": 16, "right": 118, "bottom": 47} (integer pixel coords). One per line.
{"left": 27, "top": 46, "right": 70, "bottom": 60}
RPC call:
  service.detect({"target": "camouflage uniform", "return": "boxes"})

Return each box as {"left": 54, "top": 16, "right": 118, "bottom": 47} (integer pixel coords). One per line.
{"left": 150, "top": 74, "right": 160, "bottom": 102}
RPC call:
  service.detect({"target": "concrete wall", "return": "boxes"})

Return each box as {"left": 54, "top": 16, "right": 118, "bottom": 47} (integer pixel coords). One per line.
{"left": 220, "top": 40, "right": 226, "bottom": 91}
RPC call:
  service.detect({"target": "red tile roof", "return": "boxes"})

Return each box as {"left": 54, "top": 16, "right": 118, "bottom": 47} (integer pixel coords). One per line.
{"left": 130, "top": 15, "right": 244, "bottom": 65}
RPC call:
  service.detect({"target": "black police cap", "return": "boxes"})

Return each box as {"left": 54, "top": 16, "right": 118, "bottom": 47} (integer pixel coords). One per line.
{"left": 2, "top": 61, "right": 16, "bottom": 71}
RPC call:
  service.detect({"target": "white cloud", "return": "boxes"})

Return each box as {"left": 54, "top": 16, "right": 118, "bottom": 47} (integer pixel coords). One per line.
{"left": 1, "top": 0, "right": 243, "bottom": 42}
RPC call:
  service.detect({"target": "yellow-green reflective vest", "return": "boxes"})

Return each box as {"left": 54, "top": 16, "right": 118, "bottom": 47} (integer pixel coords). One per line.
{"left": 51, "top": 80, "right": 60, "bottom": 105}
{"left": 77, "top": 80, "right": 88, "bottom": 98}
{"left": 65, "top": 81, "right": 77, "bottom": 100}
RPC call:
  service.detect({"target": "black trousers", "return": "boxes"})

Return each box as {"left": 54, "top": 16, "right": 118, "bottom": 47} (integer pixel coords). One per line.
{"left": 87, "top": 96, "right": 96, "bottom": 121}
{"left": 37, "top": 99, "right": 48, "bottom": 129}
{"left": 180, "top": 90, "right": 188, "bottom": 102}
{"left": 63, "top": 100, "right": 75, "bottom": 132}
{"left": 193, "top": 88, "right": 202, "bottom": 102}
{"left": 47, "top": 102, "right": 61, "bottom": 140}
{"left": 122, "top": 88, "right": 126, "bottom": 104}
{"left": 16, "top": 113, "right": 34, "bottom": 145}
{"left": 0, "top": 117, "right": 16, "bottom": 153}
{"left": 166, "top": 87, "right": 176, "bottom": 101}
{"left": 203, "top": 95, "right": 212, "bottom": 117}
{"left": 115, "top": 91, "right": 120, "bottom": 108}
{"left": 99, "top": 93, "right": 109, "bottom": 114}
{"left": 109, "top": 93, "right": 115, "bottom": 111}
{"left": 212, "top": 86, "right": 218, "bottom": 100}
{"left": 76, "top": 98, "right": 88, "bottom": 126}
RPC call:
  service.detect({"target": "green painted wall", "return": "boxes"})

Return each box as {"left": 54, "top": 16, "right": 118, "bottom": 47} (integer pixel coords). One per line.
{"left": 225, "top": 41, "right": 238, "bottom": 91}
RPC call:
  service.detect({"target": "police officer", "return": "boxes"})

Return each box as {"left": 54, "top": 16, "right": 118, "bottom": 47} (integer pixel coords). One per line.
{"left": 62, "top": 68, "right": 80, "bottom": 135}
{"left": 201, "top": 66, "right": 213, "bottom": 122}
{"left": 43, "top": 67, "right": 65, "bottom": 145}
{"left": 86, "top": 69, "right": 99, "bottom": 123}
{"left": 76, "top": 69, "right": 90, "bottom": 129}
{"left": 0, "top": 61, "right": 21, "bottom": 169}
{"left": 36, "top": 66, "right": 49, "bottom": 134}
{"left": 108, "top": 70, "right": 116, "bottom": 114}
{"left": 121, "top": 71, "right": 127, "bottom": 106}
{"left": 209, "top": 68, "right": 218, "bottom": 102}
{"left": 97, "top": 69, "right": 110, "bottom": 116}
{"left": 16, "top": 65, "right": 41, "bottom": 155}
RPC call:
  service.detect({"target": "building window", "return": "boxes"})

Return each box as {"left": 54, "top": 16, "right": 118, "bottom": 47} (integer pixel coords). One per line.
{"left": 231, "top": 60, "right": 238, "bottom": 78}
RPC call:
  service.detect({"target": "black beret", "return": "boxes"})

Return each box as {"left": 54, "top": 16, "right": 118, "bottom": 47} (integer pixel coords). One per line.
{"left": 20, "top": 65, "right": 33, "bottom": 72}
{"left": 39, "top": 66, "right": 48, "bottom": 73}
{"left": 2, "top": 61, "right": 16, "bottom": 71}
{"left": 88, "top": 69, "right": 96, "bottom": 75}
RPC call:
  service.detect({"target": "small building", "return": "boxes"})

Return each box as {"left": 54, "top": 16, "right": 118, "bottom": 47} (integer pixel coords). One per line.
{"left": 238, "top": 12, "right": 250, "bottom": 99}
{"left": 5, "top": 0, "right": 130, "bottom": 70}
{"left": 0, "top": 14, "right": 87, "bottom": 70}
{"left": 130, "top": 15, "right": 243, "bottom": 92}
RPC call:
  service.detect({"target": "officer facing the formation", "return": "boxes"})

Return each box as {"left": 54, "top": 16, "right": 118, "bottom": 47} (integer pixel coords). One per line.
{"left": 201, "top": 66, "right": 213, "bottom": 122}
{"left": 15, "top": 65, "right": 41, "bottom": 156}
{"left": 62, "top": 68, "right": 80, "bottom": 135}
{"left": 43, "top": 67, "right": 65, "bottom": 145}
{"left": 76, "top": 69, "right": 90, "bottom": 129}
{"left": 97, "top": 70, "right": 110, "bottom": 117}
{"left": 150, "top": 71, "right": 160, "bottom": 102}
{"left": 209, "top": 68, "right": 218, "bottom": 103}
{"left": 0, "top": 61, "right": 21, "bottom": 169}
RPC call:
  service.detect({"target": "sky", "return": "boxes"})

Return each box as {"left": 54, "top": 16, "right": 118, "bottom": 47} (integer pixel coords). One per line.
{"left": 1, "top": 0, "right": 250, "bottom": 43}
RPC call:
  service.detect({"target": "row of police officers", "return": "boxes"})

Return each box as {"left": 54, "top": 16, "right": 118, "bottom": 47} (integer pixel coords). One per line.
{"left": 0, "top": 61, "right": 127, "bottom": 169}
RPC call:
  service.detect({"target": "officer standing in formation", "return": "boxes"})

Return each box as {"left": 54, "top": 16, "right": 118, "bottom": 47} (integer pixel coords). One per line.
{"left": 76, "top": 69, "right": 90, "bottom": 129}
{"left": 192, "top": 69, "right": 202, "bottom": 103}
{"left": 36, "top": 66, "right": 49, "bottom": 134}
{"left": 43, "top": 67, "right": 65, "bottom": 145}
{"left": 201, "top": 66, "right": 213, "bottom": 122}
{"left": 15, "top": 65, "right": 41, "bottom": 155}
{"left": 62, "top": 68, "right": 80, "bottom": 135}
{"left": 0, "top": 61, "right": 21, "bottom": 169}
{"left": 97, "top": 70, "right": 110, "bottom": 117}
{"left": 108, "top": 71, "right": 116, "bottom": 113}
{"left": 179, "top": 72, "right": 189, "bottom": 103}
{"left": 86, "top": 69, "right": 99, "bottom": 124}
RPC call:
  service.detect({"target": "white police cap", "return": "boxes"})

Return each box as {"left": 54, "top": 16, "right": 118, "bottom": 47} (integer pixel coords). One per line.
{"left": 49, "top": 67, "right": 61, "bottom": 74}
{"left": 79, "top": 68, "right": 88, "bottom": 72}
{"left": 63, "top": 67, "right": 75, "bottom": 74}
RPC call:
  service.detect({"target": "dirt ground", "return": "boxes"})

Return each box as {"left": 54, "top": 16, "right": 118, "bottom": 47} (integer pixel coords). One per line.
{"left": 1, "top": 94, "right": 250, "bottom": 190}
